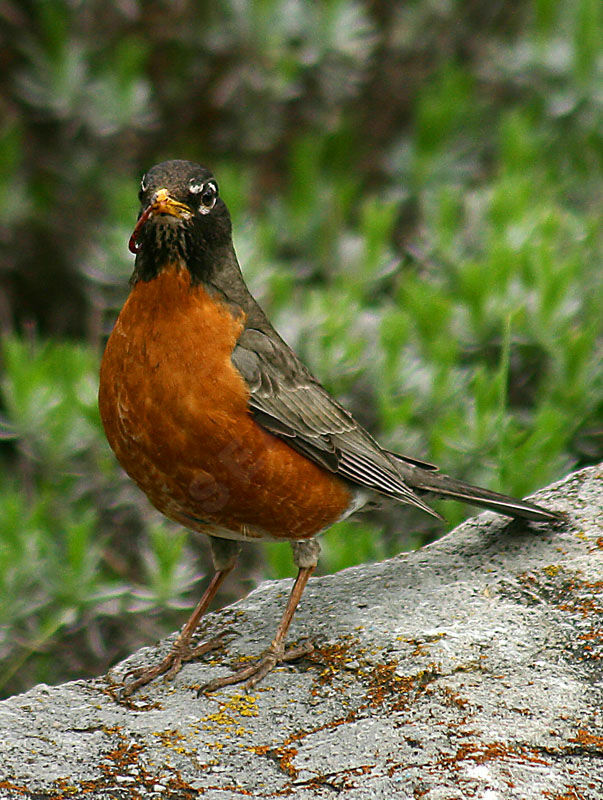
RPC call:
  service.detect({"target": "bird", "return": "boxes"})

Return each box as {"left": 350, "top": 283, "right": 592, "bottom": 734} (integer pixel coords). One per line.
{"left": 99, "top": 159, "right": 559, "bottom": 695}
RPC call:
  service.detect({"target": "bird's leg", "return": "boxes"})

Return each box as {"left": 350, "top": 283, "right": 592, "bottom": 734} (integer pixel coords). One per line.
{"left": 119, "top": 537, "right": 240, "bottom": 696}
{"left": 201, "top": 539, "right": 319, "bottom": 693}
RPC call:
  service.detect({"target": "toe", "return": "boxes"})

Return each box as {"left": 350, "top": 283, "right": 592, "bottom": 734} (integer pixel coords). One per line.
{"left": 199, "top": 640, "right": 313, "bottom": 694}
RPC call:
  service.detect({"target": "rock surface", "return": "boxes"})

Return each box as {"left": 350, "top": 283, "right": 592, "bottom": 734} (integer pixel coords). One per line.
{"left": 0, "top": 464, "right": 601, "bottom": 799}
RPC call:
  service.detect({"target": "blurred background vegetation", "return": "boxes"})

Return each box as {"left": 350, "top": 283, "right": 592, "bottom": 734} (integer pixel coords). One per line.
{"left": 0, "top": 0, "right": 600, "bottom": 697}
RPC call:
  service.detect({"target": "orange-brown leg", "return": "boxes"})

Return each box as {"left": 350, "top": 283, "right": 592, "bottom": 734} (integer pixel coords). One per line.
{"left": 201, "top": 539, "right": 319, "bottom": 693}
{"left": 120, "top": 537, "right": 240, "bottom": 696}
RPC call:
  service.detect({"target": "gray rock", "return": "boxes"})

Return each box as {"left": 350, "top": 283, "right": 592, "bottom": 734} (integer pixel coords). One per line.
{"left": 0, "top": 464, "right": 601, "bottom": 799}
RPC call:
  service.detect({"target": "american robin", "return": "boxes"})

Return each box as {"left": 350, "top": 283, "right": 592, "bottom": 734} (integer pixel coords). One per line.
{"left": 99, "top": 160, "right": 559, "bottom": 695}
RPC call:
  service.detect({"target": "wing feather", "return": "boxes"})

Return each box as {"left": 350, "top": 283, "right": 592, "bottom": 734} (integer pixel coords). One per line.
{"left": 232, "top": 329, "right": 439, "bottom": 517}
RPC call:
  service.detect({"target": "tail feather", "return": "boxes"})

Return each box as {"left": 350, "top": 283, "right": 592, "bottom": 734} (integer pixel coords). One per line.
{"left": 388, "top": 452, "right": 560, "bottom": 523}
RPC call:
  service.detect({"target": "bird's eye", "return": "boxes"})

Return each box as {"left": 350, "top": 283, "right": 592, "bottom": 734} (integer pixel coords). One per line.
{"left": 190, "top": 179, "right": 218, "bottom": 214}
{"left": 140, "top": 174, "right": 148, "bottom": 193}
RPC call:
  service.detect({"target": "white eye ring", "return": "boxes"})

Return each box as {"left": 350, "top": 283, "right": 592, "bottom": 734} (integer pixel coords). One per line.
{"left": 140, "top": 174, "right": 148, "bottom": 192}
{"left": 191, "top": 180, "right": 218, "bottom": 214}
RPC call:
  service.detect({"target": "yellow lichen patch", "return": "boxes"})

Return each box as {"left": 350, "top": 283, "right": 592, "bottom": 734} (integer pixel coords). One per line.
{"left": 207, "top": 740, "right": 225, "bottom": 750}
{"left": 201, "top": 692, "right": 258, "bottom": 734}
{"left": 51, "top": 780, "right": 79, "bottom": 795}
{"left": 225, "top": 692, "right": 259, "bottom": 717}
{"left": 543, "top": 564, "right": 562, "bottom": 577}
{"left": 152, "top": 728, "right": 186, "bottom": 749}
{"left": 230, "top": 654, "right": 257, "bottom": 664}
{"left": 408, "top": 632, "right": 446, "bottom": 657}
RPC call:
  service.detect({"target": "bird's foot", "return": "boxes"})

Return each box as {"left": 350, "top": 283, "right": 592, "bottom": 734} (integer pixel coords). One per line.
{"left": 200, "top": 639, "right": 314, "bottom": 694}
{"left": 118, "top": 634, "right": 225, "bottom": 697}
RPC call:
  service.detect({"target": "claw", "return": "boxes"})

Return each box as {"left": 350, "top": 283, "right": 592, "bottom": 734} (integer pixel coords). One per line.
{"left": 117, "top": 634, "right": 225, "bottom": 697}
{"left": 199, "top": 639, "right": 314, "bottom": 694}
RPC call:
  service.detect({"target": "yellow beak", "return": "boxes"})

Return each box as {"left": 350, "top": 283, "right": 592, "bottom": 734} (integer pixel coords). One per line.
{"left": 150, "top": 188, "right": 192, "bottom": 219}
{"left": 129, "top": 189, "right": 193, "bottom": 253}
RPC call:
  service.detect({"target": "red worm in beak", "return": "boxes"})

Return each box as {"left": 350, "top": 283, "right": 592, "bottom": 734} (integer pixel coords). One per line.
{"left": 128, "top": 205, "right": 154, "bottom": 254}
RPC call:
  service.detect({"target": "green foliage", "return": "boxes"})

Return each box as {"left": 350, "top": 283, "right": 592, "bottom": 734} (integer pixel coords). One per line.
{"left": 0, "top": 0, "right": 600, "bottom": 693}
{"left": 0, "top": 338, "right": 204, "bottom": 695}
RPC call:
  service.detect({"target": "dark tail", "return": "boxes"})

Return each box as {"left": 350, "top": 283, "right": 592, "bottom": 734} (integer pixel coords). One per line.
{"left": 388, "top": 452, "right": 560, "bottom": 523}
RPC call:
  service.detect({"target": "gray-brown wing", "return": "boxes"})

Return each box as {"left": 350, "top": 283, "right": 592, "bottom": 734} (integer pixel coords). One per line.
{"left": 231, "top": 328, "right": 439, "bottom": 517}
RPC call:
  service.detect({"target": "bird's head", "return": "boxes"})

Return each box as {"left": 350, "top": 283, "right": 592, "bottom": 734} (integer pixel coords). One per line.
{"left": 129, "top": 160, "right": 232, "bottom": 283}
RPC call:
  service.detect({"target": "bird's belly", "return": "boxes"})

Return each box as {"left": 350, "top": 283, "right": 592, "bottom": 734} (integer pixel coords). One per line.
{"left": 99, "top": 269, "right": 354, "bottom": 541}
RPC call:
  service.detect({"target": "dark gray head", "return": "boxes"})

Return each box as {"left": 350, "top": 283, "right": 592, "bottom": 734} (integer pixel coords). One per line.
{"left": 130, "top": 160, "right": 233, "bottom": 283}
